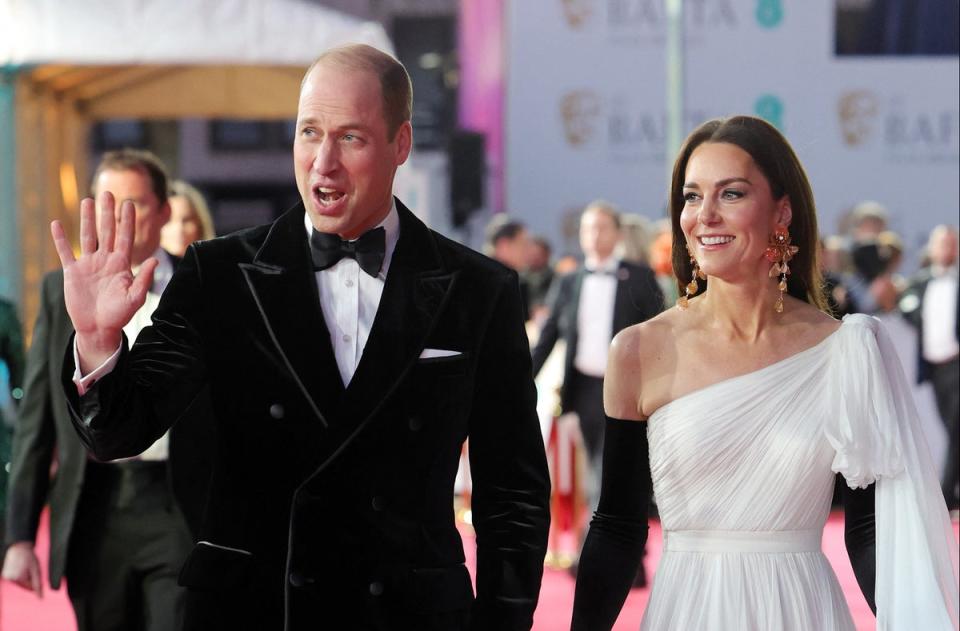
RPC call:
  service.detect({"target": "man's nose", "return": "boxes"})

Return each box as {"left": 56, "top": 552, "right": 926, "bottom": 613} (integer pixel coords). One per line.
{"left": 313, "top": 139, "right": 340, "bottom": 175}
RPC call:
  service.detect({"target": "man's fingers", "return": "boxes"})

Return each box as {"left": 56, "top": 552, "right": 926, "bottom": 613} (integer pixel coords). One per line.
{"left": 130, "top": 258, "right": 158, "bottom": 300}
{"left": 50, "top": 220, "right": 77, "bottom": 267}
{"left": 99, "top": 195, "right": 117, "bottom": 253}
{"left": 79, "top": 197, "right": 98, "bottom": 255}
{"left": 115, "top": 200, "right": 136, "bottom": 259}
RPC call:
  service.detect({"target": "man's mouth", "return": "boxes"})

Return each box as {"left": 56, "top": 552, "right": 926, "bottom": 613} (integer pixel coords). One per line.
{"left": 313, "top": 186, "right": 345, "bottom": 206}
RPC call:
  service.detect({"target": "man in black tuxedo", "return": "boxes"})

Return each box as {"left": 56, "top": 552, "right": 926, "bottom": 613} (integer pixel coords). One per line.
{"left": 3, "top": 150, "right": 212, "bottom": 631}
{"left": 52, "top": 45, "right": 549, "bottom": 630}
{"left": 530, "top": 201, "right": 662, "bottom": 582}
{"left": 900, "top": 225, "right": 959, "bottom": 509}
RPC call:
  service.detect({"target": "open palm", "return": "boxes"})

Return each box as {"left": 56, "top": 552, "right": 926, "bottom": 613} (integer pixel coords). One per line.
{"left": 50, "top": 192, "right": 157, "bottom": 369}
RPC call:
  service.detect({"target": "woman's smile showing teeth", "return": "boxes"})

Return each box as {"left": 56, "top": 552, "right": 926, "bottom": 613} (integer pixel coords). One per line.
{"left": 699, "top": 235, "right": 735, "bottom": 246}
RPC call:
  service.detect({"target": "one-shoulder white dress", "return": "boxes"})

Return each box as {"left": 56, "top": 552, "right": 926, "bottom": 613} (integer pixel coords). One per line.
{"left": 641, "top": 315, "right": 959, "bottom": 631}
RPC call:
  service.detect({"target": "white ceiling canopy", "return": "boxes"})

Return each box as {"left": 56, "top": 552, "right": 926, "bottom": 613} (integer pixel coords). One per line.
{"left": 0, "top": 0, "right": 392, "bottom": 66}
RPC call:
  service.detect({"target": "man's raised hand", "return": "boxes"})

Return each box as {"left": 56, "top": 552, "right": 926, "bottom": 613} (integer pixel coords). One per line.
{"left": 50, "top": 191, "right": 158, "bottom": 373}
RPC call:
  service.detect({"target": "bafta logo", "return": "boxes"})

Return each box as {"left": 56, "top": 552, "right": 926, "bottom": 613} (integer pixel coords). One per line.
{"left": 560, "top": 91, "right": 602, "bottom": 146}
{"left": 561, "top": 0, "right": 594, "bottom": 29}
{"left": 838, "top": 91, "right": 879, "bottom": 147}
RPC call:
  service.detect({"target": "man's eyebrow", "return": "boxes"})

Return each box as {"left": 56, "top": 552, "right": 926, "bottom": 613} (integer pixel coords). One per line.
{"left": 295, "top": 118, "right": 372, "bottom": 132}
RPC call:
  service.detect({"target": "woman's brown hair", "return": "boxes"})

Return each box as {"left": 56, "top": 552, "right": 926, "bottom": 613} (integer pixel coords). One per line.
{"left": 669, "top": 116, "right": 829, "bottom": 313}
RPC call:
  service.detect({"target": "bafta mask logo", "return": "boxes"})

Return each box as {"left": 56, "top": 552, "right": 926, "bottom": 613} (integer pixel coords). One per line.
{"left": 561, "top": 0, "right": 595, "bottom": 29}
{"left": 838, "top": 91, "right": 879, "bottom": 147}
{"left": 560, "top": 91, "right": 602, "bottom": 147}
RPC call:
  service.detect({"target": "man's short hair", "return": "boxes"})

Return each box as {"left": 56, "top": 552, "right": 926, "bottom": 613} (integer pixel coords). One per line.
{"left": 850, "top": 200, "right": 889, "bottom": 226}
{"left": 488, "top": 219, "right": 527, "bottom": 246}
{"left": 582, "top": 199, "right": 622, "bottom": 229}
{"left": 92, "top": 149, "right": 170, "bottom": 207}
{"left": 306, "top": 44, "right": 413, "bottom": 140}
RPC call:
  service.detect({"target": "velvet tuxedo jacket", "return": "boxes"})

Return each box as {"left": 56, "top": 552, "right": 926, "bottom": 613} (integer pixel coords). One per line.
{"left": 7, "top": 266, "right": 212, "bottom": 590}
{"left": 530, "top": 261, "right": 664, "bottom": 412}
{"left": 63, "top": 201, "right": 551, "bottom": 631}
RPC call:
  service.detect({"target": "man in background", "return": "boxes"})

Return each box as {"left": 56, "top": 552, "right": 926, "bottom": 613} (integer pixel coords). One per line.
{"left": 486, "top": 217, "right": 533, "bottom": 321}
{"left": 3, "top": 149, "right": 212, "bottom": 631}
{"left": 900, "top": 225, "right": 959, "bottom": 511}
{"left": 530, "top": 200, "right": 662, "bottom": 584}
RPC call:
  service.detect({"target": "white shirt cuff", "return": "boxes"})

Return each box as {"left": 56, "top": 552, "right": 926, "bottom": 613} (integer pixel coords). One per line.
{"left": 72, "top": 338, "right": 122, "bottom": 396}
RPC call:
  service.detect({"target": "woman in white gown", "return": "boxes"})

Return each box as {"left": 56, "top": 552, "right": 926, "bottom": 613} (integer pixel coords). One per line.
{"left": 571, "top": 115, "right": 959, "bottom": 630}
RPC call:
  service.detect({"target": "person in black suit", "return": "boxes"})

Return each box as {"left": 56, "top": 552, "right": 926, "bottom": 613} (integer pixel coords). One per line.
{"left": 51, "top": 45, "right": 549, "bottom": 631}
{"left": 3, "top": 150, "right": 213, "bottom": 631}
{"left": 530, "top": 201, "right": 663, "bottom": 582}
{"left": 0, "top": 296, "right": 25, "bottom": 544}
{"left": 899, "top": 224, "right": 959, "bottom": 509}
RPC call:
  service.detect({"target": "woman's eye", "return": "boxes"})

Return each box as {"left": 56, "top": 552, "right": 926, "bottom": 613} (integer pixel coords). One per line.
{"left": 722, "top": 189, "right": 744, "bottom": 200}
{"left": 683, "top": 192, "right": 700, "bottom": 203}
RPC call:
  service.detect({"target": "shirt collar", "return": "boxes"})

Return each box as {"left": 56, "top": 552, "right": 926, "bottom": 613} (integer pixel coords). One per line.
{"left": 131, "top": 248, "right": 174, "bottom": 294}
{"left": 304, "top": 199, "right": 401, "bottom": 279}
{"left": 584, "top": 256, "right": 620, "bottom": 274}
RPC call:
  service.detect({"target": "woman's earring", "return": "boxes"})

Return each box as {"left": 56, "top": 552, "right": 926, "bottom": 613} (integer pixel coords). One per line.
{"left": 677, "top": 243, "right": 706, "bottom": 310}
{"left": 765, "top": 225, "right": 799, "bottom": 313}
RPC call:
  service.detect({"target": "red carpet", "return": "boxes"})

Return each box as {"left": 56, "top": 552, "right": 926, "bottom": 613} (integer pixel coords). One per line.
{"left": 2, "top": 510, "right": 956, "bottom": 630}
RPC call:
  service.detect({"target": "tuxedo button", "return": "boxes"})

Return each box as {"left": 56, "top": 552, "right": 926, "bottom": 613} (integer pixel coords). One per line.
{"left": 289, "top": 572, "right": 312, "bottom": 587}
{"left": 269, "top": 404, "right": 285, "bottom": 419}
{"left": 343, "top": 334, "right": 351, "bottom": 343}
{"left": 371, "top": 496, "right": 385, "bottom": 511}
{"left": 408, "top": 416, "right": 423, "bottom": 432}
{"left": 369, "top": 581, "right": 384, "bottom": 596}
{"left": 345, "top": 279, "right": 354, "bottom": 288}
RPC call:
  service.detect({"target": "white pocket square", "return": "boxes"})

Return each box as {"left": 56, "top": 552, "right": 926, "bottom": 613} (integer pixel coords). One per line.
{"left": 419, "top": 348, "right": 462, "bottom": 359}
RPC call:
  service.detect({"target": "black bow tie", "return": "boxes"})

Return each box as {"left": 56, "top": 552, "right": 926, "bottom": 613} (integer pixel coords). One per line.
{"left": 310, "top": 227, "right": 386, "bottom": 277}
{"left": 585, "top": 267, "right": 615, "bottom": 276}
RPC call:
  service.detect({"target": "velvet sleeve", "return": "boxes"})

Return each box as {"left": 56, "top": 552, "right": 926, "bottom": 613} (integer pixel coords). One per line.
{"left": 571, "top": 416, "right": 651, "bottom": 631}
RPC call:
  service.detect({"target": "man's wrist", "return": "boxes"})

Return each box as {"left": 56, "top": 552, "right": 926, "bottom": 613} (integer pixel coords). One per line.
{"left": 75, "top": 330, "right": 122, "bottom": 374}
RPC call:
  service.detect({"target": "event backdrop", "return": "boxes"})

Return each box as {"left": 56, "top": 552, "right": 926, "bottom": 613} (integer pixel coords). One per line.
{"left": 505, "top": 0, "right": 960, "bottom": 264}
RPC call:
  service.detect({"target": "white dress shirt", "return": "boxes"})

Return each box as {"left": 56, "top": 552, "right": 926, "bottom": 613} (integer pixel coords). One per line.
{"left": 74, "top": 248, "right": 175, "bottom": 460}
{"left": 306, "top": 201, "right": 400, "bottom": 386}
{"left": 573, "top": 258, "right": 619, "bottom": 378}
{"left": 922, "top": 267, "right": 960, "bottom": 363}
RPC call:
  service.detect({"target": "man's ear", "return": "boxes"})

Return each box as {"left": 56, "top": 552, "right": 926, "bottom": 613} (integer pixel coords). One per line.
{"left": 394, "top": 121, "right": 413, "bottom": 166}
{"left": 159, "top": 200, "right": 172, "bottom": 223}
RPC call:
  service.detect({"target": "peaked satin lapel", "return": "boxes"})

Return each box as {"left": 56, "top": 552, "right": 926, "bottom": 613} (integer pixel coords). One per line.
{"left": 341, "top": 201, "right": 456, "bottom": 426}
{"left": 238, "top": 204, "right": 342, "bottom": 428}
{"left": 612, "top": 262, "right": 631, "bottom": 332}
{"left": 569, "top": 268, "right": 587, "bottom": 345}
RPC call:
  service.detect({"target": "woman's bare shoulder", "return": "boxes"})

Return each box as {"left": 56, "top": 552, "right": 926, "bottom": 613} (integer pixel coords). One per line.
{"left": 606, "top": 311, "right": 683, "bottom": 421}
{"left": 782, "top": 296, "right": 843, "bottom": 343}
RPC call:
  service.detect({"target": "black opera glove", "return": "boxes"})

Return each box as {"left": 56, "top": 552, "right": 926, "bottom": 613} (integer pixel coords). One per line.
{"left": 843, "top": 482, "right": 877, "bottom": 614}
{"left": 571, "top": 416, "right": 652, "bottom": 631}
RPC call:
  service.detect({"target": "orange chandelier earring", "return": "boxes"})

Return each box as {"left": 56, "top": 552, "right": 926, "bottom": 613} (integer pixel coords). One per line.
{"left": 677, "top": 243, "right": 706, "bottom": 310}
{"left": 765, "top": 225, "right": 799, "bottom": 313}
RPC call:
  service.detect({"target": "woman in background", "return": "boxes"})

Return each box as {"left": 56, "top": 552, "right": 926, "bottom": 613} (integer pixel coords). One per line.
{"left": 160, "top": 179, "right": 215, "bottom": 256}
{"left": 571, "top": 115, "right": 959, "bottom": 630}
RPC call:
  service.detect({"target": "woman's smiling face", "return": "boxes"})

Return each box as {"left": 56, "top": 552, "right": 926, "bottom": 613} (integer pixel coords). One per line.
{"left": 680, "top": 141, "right": 791, "bottom": 283}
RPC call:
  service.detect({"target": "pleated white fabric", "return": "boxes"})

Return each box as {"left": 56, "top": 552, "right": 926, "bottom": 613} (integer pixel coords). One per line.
{"left": 641, "top": 314, "right": 959, "bottom": 631}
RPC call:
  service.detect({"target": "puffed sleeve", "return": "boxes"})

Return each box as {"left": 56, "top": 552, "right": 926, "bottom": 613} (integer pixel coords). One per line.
{"left": 825, "top": 314, "right": 959, "bottom": 630}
